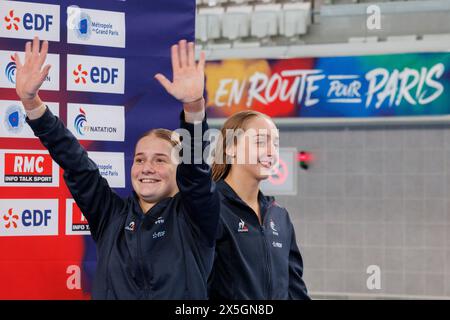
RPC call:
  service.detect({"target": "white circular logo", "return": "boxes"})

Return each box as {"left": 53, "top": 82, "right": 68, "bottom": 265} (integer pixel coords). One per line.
{"left": 4, "top": 104, "right": 24, "bottom": 134}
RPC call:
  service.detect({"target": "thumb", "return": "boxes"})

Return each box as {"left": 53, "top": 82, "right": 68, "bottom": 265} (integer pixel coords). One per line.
{"left": 154, "top": 73, "right": 173, "bottom": 94}
{"left": 14, "top": 52, "right": 23, "bottom": 69}
{"left": 39, "top": 64, "right": 51, "bottom": 83}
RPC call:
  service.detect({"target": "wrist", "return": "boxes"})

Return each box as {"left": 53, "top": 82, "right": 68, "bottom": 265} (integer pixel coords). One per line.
{"left": 21, "top": 95, "right": 43, "bottom": 110}
{"left": 25, "top": 102, "right": 47, "bottom": 120}
{"left": 183, "top": 96, "right": 204, "bottom": 104}
{"left": 184, "top": 109, "right": 205, "bottom": 124}
{"left": 183, "top": 96, "right": 204, "bottom": 111}
{"left": 183, "top": 97, "right": 205, "bottom": 123}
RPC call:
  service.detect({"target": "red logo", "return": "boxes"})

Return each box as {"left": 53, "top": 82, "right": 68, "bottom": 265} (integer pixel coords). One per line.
{"left": 73, "top": 64, "right": 88, "bottom": 84}
{"left": 72, "top": 202, "right": 88, "bottom": 225}
{"left": 4, "top": 153, "right": 53, "bottom": 183}
{"left": 4, "top": 10, "right": 20, "bottom": 31}
{"left": 238, "top": 219, "right": 248, "bottom": 233}
{"left": 70, "top": 202, "right": 89, "bottom": 233}
{"left": 3, "top": 208, "right": 19, "bottom": 229}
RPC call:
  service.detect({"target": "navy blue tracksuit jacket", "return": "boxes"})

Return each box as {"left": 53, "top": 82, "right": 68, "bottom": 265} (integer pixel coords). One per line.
{"left": 27, "top": 107, "right": 219, "bottom": 299}
{"left": 208, "top": 180, "right": 310, "bottom": 300}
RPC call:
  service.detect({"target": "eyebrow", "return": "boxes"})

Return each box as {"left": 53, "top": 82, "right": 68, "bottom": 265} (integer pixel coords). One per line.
{"left": 255, "top": 134, "right": 279, "bottom": 139}
{"left": 154, "top": 153, "right": 170, "bottom": 158}
{"left": 134, "top": 152, "right": 170, "bottom": 158}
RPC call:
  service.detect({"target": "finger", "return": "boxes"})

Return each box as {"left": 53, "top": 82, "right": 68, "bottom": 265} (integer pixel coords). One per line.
{"left": 171, "top": 44, "right": 180, "bottom": 72}
{"left": 179, "top": 39, "right": 188, "bottom": 69}
{"left": 37, "top": 40, "right": 48, "bottom": 66}
{"left": 187, "top": 42, "right": 195, "bottom": 67}
{"left": 197, "top": 51, "right": 206, "bottom": 73}
{"left": 25, "top": 41, "right": 32, "bottom": 62}
{"left": 32, "top": 36, "right": 40, "bottom": 57}
{"left": 14, "top": 52, "right": 23, "bottom": 69}
{"left": 154, "top": 73, "right": 173, "bottom": 94}
{"left": 39, "top": 64, "right": 51, "bottom": 83}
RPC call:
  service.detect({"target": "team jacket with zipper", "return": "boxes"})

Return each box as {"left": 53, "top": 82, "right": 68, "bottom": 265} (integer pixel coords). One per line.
{"left": 208, "top": 180, "right": 310, "bottom": 300}
{"left": 27, "top": 107, "right": 219, "bottom": 299}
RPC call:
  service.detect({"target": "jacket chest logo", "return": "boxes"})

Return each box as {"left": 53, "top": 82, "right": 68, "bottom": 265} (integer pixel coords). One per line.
{"left": 272, "top": 241, "right": 283, "bottom": 248}
{"left": 237, "top": 219, "right": 249, "bottom": 233}
{"left": 152, "top": 231, "right": 166, "bottom": 239}
{"left": 125, "top": 221, "right": 135, "bottom": 232}
{"left": 153, "top": 217, "right": 166, "bottom": 238}
{"left": 270, "top": 219, "right": 279, "bottom": 236}
{"left": 155, "top": 216, "right": 165, "bottom": 225}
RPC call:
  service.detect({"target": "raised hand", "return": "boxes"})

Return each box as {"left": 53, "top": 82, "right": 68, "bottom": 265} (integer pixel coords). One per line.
{"left": 155, "top": 40, "right": 206, "bottom": 116}
{"left": 14, "top": 36, "right": 51, "bottom": 111}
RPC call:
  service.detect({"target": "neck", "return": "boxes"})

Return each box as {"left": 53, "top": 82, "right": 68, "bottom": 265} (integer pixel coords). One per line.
{"left": 137, "top": 188, "right": 179, "bottom": 214}
{"left": 139, "top": 199, "right": 156, "bottom": 214}
{"left": 225, "top": 167, "right": 260, "bottom": 205}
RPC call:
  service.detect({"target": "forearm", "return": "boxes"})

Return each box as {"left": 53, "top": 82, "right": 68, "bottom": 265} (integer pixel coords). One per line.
{"left": 26, "top": 105, "right": 96, "bottom": 173}
{"left": 177, "top": 110, "right": 219, "bottom": 246}
{"left": 26, "top": 101, "right": 121, "bottom": 240}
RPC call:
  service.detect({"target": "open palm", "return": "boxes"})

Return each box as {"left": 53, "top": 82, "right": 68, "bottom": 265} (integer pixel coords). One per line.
{"left": 155, "top": 40, "right": 206, "bottom": 111}
{"left": 15, "top": 37, "right": 51, "bottom": 111}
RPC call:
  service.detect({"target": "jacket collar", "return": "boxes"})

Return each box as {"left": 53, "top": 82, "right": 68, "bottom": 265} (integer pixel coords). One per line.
{"left": 216, "top": 179, "right": 275, "bottom": 224}
{"left": 131, "top": 191, "right": 173, "bottom": 220}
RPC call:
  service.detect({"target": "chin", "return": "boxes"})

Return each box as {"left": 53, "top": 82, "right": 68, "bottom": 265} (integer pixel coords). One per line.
{"left": 256, "top": 174, "right": 270, "bottom": 181}
{"left": 142, "top": 187, "right": 174, "bottom": 202}
{"left": 138, "top": 187, "right": 162, "bottom": 200}
{"left": 256, "top": 167, "right": 273, "bottom": 178}
{"left": 139, "top": 193, "right": 160, "bottom": 203}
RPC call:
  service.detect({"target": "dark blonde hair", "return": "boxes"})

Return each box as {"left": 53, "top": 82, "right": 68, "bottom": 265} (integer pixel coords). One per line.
{"left": 211, "top": 110, "right": 272, "bottom": 181}
{"left": 135, "top": 128, "right": 181, "bottom": 153}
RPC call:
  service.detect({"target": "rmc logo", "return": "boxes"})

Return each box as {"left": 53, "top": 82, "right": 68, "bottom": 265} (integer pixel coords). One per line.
{"left": 3, "top": 152, "right": 54, "bottom": 184}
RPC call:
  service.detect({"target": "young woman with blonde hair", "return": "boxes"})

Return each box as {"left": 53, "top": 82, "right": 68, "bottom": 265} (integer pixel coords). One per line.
{"left": 208, "top": 110, "right": 310, "bottom": 300}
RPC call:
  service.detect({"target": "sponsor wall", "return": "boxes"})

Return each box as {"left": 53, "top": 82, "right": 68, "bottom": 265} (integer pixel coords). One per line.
{"left": 0, "top": 0, "right": 196, "bottom": 299}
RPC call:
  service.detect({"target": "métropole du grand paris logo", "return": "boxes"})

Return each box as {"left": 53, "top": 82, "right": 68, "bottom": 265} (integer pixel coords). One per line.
{"left": 75, "top": 12, "right": 92, "bottom": 40}
{"left": 70, "top": 9, "right": 120, "bottom": 40}
{"left": 5, "top": 55, "right": 17, "bottom": 84}
{"left": 4, "top": 10, "right": 20, "bottom": 31}
{"left": 74, "top": 107, "right": 87, "bottom": 135}
{"left": 4, "top": 104, "right": 24, "bottom": 134}
{"left": 3, "top": 208, "right": 19, "bottom": 229}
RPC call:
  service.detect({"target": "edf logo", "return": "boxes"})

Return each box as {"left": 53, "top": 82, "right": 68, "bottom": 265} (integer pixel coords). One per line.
{"left": 2, "top": 208, "right": 52, "bottom": 229}
{"left": 4, "top": 10, "right": 53, "bottom": 32}
{"left": 0, "top": 2, "right": 60, "bottom": 42}
{"left": 73, "top": 64, "right": 119, "bottom": 85}
{"left": 0, "top": 200, "right": 59, "bottom": 237}
{"left": 67, "top": 54, "right": 125, "bottom": 94}
{"left": 23, "top": 12, "right": 53, "bottom": 31}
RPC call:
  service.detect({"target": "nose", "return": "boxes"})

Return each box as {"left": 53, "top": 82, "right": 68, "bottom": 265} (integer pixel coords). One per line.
{"left": 267, "top": 140, "right": 277, "bottom": 157}
{"left": 142, "top": 160, "right": 156, "bottom": 174}
{"left": 267, "top": 143, "right": 274, "bottom": 157}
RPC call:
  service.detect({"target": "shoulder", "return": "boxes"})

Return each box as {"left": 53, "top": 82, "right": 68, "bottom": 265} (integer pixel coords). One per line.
{"left": 267, "top": 198, "right": 295, "bottom": 227}
{"left": 268, "top": 197, "right": 289, "bottom": 215}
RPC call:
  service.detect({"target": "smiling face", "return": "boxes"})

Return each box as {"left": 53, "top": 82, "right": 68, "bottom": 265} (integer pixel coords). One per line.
{"left": 230, "top": 115, "right": 280, "bottom": 181}
{"left": 131, "top": 133, "right": 179, "bottom": 211}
